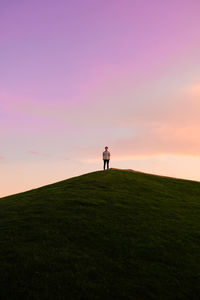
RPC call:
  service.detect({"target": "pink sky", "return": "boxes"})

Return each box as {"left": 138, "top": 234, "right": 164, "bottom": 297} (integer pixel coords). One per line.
{"left": 1, "top": 0, "right": 200, "bottom": 197}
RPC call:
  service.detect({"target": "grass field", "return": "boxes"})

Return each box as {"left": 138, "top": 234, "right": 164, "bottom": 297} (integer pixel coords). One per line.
{"left": 0, "top": 169, "right": 200, "bottom": 300}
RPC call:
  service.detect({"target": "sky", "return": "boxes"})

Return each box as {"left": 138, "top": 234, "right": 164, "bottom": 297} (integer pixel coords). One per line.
{"left": 1, "top": 0, "right": 200, "bottom": 197}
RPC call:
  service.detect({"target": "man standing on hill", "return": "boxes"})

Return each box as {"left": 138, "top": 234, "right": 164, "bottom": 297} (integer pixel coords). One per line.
{"left": 103, "top": 146, "right": 110, "bottom": 170}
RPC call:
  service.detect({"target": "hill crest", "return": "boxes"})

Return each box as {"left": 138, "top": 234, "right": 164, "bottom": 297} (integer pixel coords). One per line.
{"left": 0, "top": 168, "right": 200, "bottom": 299}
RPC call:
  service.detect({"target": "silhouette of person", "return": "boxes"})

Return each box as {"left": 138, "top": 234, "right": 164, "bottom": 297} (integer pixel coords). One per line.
{"left": 103, "top": 146, "right": 110, "bottom": 170}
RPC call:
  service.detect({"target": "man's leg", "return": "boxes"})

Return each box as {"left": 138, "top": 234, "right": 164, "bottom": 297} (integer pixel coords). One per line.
{"left": 104, "top": 160, "right": 106, "bottom": 170}
{"left": 107, "top": 160, "right": 110, "bottom": 169}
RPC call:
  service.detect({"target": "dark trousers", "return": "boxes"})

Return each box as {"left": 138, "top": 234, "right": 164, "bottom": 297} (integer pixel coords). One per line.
{"left": 104, "top": 159, "right": 110, "bottom": 170}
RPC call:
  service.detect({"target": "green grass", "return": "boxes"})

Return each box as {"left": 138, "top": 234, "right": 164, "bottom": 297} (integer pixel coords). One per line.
{"left": 0, "top": 169, "right": 200, "bottom": 300}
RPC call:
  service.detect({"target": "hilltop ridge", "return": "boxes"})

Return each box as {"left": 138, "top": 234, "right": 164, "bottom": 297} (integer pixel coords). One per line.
{"left": 2, "top": 168, "right": 199, "bottom": 200}
{"left": 0, "top": 169, "right": 200, "bottom": 299}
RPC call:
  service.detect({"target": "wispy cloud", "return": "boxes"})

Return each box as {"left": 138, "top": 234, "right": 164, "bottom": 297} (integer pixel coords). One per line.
{"left": 73, "top": 81, "right": 200, "bottom": 160}
{"left": 27, "top": 151, "right": 41, "bottom": 155}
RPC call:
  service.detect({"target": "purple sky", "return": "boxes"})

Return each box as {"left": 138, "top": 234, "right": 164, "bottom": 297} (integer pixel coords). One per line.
{"left": 1, "top": 0, "right": 200, "bottom": 197}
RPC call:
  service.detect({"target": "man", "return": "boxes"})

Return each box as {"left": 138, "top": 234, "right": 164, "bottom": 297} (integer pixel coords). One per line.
{"left": 103, "top": 146, "right": 110, "bottom": 170}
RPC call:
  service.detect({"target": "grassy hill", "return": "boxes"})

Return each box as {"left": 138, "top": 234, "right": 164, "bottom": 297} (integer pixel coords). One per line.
{"left": 0, "top": 169, "right": 200, "bottom": 300}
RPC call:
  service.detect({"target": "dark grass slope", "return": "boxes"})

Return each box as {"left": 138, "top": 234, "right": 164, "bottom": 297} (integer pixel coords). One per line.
{"left": 0, "top": 169, "right": 200, "bottom": 300}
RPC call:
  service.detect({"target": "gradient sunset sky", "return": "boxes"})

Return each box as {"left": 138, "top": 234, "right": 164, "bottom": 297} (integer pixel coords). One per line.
{"left": 1, "top": 0, "right": 200, "bottom": 197}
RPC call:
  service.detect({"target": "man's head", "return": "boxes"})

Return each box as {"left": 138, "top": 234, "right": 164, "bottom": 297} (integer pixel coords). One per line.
{"left": 105, "top": 146, "right": 108, "bottom": 151}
